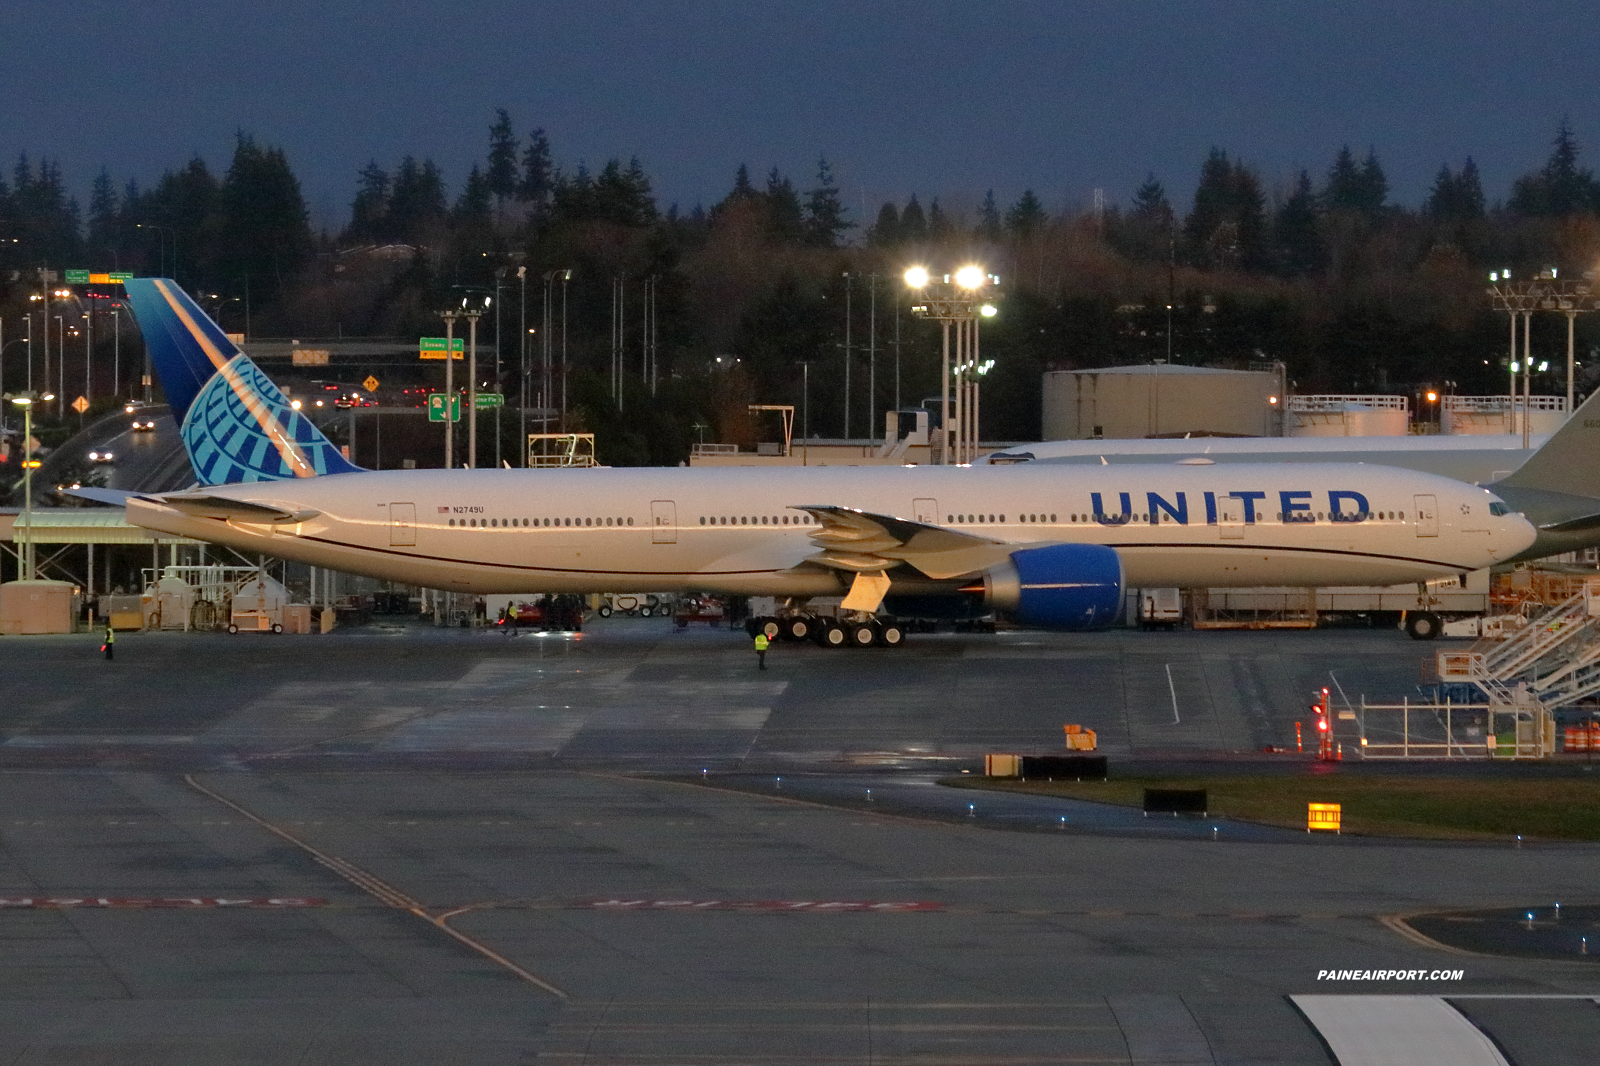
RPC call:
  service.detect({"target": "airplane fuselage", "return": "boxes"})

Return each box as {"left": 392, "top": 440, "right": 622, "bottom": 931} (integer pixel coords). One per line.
{"left": 126, "top": 463, "right": 1534, "bottom": 597}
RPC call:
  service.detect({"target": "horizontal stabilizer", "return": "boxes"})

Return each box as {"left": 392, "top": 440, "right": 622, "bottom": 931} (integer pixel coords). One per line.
{"left": 58, "top": 487, "right": 140, "bottom": 507}
{"left": 1537, "top": 511, "right": 1600, "bottom": 533}
{"left": 159, "top": 493, "right": 320, "bottom": 523}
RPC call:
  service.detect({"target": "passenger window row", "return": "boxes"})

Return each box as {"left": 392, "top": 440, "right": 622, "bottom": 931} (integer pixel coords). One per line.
{"left": 447, "top": 516, "right": 634, "bottom": 528}
{"left": 699, "top": 515, "right": 815, "bottom": 526}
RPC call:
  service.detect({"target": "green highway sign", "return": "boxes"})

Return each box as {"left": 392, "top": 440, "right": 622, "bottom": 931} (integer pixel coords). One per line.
{"left": 427, "top": 393, "right": 461, "bottom": 422}
{"left": 419, "top": 337, "right": 465, "bottom": 360}
{"left": 108, "top": 272, "right": 133, "bottom": 282}
{"left": 474, "top": 392, "right": 504, "bottom": 408}
{"left": 64, "top": 269, "right": 90, "bottom": 284}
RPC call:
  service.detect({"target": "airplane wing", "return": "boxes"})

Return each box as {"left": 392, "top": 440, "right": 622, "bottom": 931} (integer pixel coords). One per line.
{"left": 59, "top": 487, "right": 139, "bottom": 506}
{"left": 795, "top": 506, "right": 1018, "bottom": 614}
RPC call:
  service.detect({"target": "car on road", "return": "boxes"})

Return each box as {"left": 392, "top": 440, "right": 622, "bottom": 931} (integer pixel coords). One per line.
{"left": 87, "top": 450, "right": 115, "bottom": 464}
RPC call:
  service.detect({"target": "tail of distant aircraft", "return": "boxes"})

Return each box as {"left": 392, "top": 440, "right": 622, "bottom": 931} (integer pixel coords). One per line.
{"left": 1494, "top": 390, "right": 1600, "bottom": 498}
{"left": 122, "top": 278, "right": 359, "bottom": 485}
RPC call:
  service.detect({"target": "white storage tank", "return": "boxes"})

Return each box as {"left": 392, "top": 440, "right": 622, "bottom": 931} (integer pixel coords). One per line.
{"left": 1041, "top": 365, "right": 1283, "bottom": 440}
{"left": 1442, "top": 395, "right": 1567, "bottom": 436}
{"left": 1287, "top": 396, "right": 1409, "bottom": 437}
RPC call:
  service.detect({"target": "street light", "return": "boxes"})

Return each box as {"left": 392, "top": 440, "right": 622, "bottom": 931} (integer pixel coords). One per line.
{"left": 905, "top": 264, "right": 1000, "bottom": 463}
{"left": 6, "top": 390, "right": 55, "bottom": 582}
{"left": 136, "top": 223, "right": 174, "bottom": 280}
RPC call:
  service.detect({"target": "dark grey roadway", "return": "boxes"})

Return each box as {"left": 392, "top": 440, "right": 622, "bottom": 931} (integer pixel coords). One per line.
{"left": 1, "top": 620, "right": 1597, "bottom": 1063}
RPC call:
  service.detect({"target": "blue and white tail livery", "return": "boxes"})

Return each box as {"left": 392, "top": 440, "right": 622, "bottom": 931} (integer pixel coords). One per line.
{"left": 122, "top": 278, "right": 359, "bottom": 485}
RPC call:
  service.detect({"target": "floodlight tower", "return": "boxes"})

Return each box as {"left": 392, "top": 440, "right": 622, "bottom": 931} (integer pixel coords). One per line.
{"left": 905, "top": 266, "right": 1000, "bottom": 463}
{"left": 1488, "top": 270, "right": 1598, "bottom": 443}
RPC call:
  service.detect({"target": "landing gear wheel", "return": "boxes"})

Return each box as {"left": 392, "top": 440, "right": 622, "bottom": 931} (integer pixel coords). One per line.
{"left": 849, "top": 622, "right": 877, "bottom": 648}
{"left": 877, "top": 621, "right": 905, "bottom": 647}
{"left": 1406, "top": 611, "right": 1442, "bottom": 641}
{"left": 784, "top": 616, "right": 811, "bottom": 642}
{"left": 759, "top": 618, "right": 782, "bottom": 641}
{"left": 817, "top": 620, "right": 847, "bottom": 648}
{"left": 639, "top": 605, "right": 653, "bottom": 617}
{"left": 226, "top": 623, "right": 238, "bottom": 634}
{"left": 598, "top": 605, "right": 613, "bottom": 618}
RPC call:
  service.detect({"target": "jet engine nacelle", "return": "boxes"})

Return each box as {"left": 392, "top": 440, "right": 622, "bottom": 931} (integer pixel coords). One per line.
{"left": 982, "top": 543, "right": 1124, "bottom": 630}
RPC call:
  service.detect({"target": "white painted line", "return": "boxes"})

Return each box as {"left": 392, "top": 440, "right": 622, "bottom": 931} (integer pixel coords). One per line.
{"left": 1293, "top": 995, "right": 1509, "bottom": 1066}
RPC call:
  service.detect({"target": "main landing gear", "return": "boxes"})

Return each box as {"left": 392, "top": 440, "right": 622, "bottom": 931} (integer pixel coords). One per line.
{"left": 747, "top": 613, "right": 905, "bottom": 648}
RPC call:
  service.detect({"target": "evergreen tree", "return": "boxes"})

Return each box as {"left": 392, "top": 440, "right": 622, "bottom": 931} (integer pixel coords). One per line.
{"left": 134, "top": 156, "right": 218, "bottom": 283}
{"left": 11, "top": 153, "right": 83, "bottom": 266}
{"left": 802, "top": 157, "right": 850, "bottom": 247}
{"left": 1322, "top": 145, "right": 1363, "bottom": 213}
{"left": 899, "top": 194, "right": 927, "bottom": 241}
{"left": 592, "top": 157, "right": 657, "bottom": 227}
{"left": 1006, "top": 189, "right": 1046, "bottom": 235}
{"left": 1184, "top": 148, "right": 1266, "bottom": 269}
{"left": 87, "top": 168, "right": 119, "bottom": 259}
{"left": 765, "top": 167, "right": 804, "bottom": 242}
{"left": 927, "top": 197, "right": 950, "bottom": 238}
{"left": 1130, "top": 173, "right": 1172, "bottom": 227}
{"left": 1272, "top": 170, "right": 1321, "bottom": 275}
{"left": 217, "top": 134, "right": 313, "bottom": 286}
{"left": 1510, "top": 120, "right": 1600, "bottom": 216}
{"left": 977, "top": 189, "right": 1002, "bottom": 240}
{"left": 871, "top": 201, "right": 900, "bottom": 245}
{"left": 486, "top": 109, "right": 519, "bottom": 201}
{"left": 1456, "top": 157, "right": 1486, "bottom": 219}
{"left": 348, "top": 161, "right": 390, "bottom": 243}
{"left": 387, "top": 157, "right": 448, "bottom": 244}
{"left": 517, "top": 128, "right": 553, "bottom": 214}
{"left": 1357, "top": 149, "right": 1388, "bottom": 215}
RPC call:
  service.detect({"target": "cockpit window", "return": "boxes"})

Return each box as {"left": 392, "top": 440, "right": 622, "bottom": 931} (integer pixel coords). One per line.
{"left": 1489, "top": 500, "right": 1510, "bottom": 516}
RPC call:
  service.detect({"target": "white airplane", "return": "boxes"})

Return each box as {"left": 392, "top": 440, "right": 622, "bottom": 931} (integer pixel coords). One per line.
{"left": 988, "top": 431, "right": 1547, "bottom": 486}
{"left": 99, "top": 279, "right": 1536, "bottom": 645}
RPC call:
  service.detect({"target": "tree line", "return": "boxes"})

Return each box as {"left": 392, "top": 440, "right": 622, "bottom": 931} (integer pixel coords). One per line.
{"left": 3, "top": 115, "right": 1600, "bottom": 463}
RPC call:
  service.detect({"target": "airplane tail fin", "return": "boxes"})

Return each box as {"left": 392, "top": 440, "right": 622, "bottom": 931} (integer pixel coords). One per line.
{"left": 122, "top": 279, "right": 359, "bottom": 485}
{"left": 1493, "top": 391, "right": 1600, "bottom": 498}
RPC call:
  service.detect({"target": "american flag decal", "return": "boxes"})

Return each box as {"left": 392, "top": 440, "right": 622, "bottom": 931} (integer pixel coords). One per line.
{"left": 437, "top": 506, "right": 449, "bottom": 513}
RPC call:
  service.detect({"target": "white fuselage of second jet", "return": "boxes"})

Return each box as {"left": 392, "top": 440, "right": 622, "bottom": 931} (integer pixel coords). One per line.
{"left": 125, "top": 463, "right": 1535, "bottom": 597}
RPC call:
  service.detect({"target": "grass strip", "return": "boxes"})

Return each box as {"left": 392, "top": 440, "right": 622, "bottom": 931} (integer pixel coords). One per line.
{"left": 945, "top": 773, "right": 1600, "bottom": 841}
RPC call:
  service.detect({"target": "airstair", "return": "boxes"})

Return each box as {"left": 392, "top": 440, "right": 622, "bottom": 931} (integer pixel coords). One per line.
{"left": 1437, "top": 578, "right": 1600, "bottom": 712}
{"left": 1340, "top": 578, "right": 1600, "bottom": 760}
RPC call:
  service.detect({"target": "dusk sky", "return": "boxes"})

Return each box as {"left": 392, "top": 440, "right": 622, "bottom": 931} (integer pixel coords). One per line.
{"left": 6, "top": 0, "right": 1598, "bottom": 230}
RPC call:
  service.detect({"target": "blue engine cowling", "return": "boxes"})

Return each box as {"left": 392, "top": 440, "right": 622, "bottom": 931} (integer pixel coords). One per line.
{"left": 984, "top": 544, "right": 1123, "bottom": 630}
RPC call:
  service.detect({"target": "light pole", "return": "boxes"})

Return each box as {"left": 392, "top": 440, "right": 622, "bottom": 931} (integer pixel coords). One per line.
{"left": 560, "top": 270, "right": 570, "bottom": 424}
{"left": 136, "top": 223, "right": 173, "bottom": 280}
{"left": 494, "top": 270, "right": 505, "bottom": 468}
{"left": 54, "top": 315, "right": 64, "bottom": 417}
{"left": 7, "top": 391, "right": 53, "bottom": 581}
{"left": 905, "top": 265, "right": 1000, "bottom": 463}
{"left": 518, "top": 266, "right": 527, "bottom": 463}
{"left": 439, "top": 309, "right": 460, "bottom": 469}
{"left": 841, "top": 273, "right": 852, "bottom": 438}
{"left": 465, "top": 297, "right": 487, "bottom": 469}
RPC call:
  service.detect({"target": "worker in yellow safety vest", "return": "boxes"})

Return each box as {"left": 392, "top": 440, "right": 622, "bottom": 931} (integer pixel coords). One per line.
{"left": 754, "top": 631, "right": 769, "bottom": 670}
{"left": 102, "top": 622, "right": 115, "bottom": 661}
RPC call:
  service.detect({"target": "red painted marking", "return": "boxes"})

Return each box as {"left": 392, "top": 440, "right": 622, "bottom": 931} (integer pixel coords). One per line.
{"left": 0, "top": 897, "right": 325, "bottom": 909}
{"left": 583, "top": 899, "right": 942, "bottom": 912}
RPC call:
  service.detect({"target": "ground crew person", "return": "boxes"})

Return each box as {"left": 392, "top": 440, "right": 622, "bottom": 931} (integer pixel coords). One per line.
{"left": 754, "top": 630, "right": 769, "bottom": 670}
{"left": 102, "top": 622, "right": 115, "bottom": 661}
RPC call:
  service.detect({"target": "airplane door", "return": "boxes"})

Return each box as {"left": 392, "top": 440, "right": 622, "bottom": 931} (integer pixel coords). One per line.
{"left": 1218, "top": 495, "right": 1245, "bottom": 539}
{"left": 913, "top": 498, "right": 939, "bottom": 523}
{"left": 390, "top": 502, "right": 416, "bottom": 546}
{"left": 1414, "top": 494, "right": 1438, "bottom": 537}
{"left": 651, "top": 500, "right": 677, "bottom": 544}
